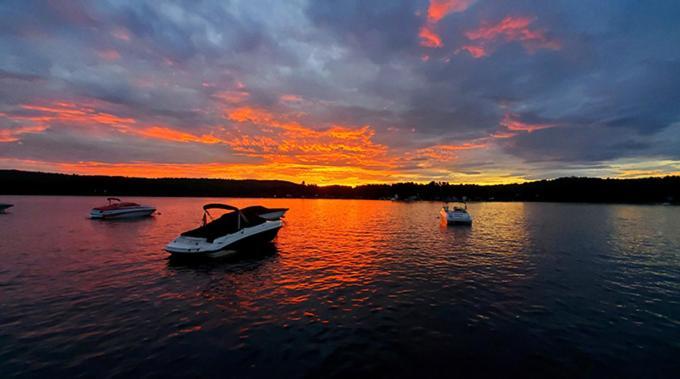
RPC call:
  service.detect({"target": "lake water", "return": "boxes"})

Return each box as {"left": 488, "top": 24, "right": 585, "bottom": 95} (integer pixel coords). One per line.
{"left": 0, "top": 196, "right": 678, "bottom": 378}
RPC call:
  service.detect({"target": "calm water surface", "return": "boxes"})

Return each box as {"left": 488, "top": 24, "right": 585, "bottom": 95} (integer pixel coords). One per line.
{"left": 0, "top": 197, "right": 679, "bottom": 378}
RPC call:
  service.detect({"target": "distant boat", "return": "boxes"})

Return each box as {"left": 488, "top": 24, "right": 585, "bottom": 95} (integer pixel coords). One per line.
{"left": 89, "top": 198, "right": 156, "bottom": 219}
{"left": 440, "top": 202, "right": 472, "bottom": 225}
{"left": 0, "top": 203, "right": 13, "bottom": 212}
{"left": 165, "top": 204, "right": 288, "bottom": 258}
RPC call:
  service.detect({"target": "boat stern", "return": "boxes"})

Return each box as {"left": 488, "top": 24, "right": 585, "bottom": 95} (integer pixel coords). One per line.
{"left": 165, "top": 236, "right": 240, "bottom": 258}
{"left": 447, "top": 213, "right": 472, "bottom": 225}
{"left": 441, "top": 209, "right": 473, "bottom": 225}
{"left": 165, "top": 236, "right": 211, "bottom": 254}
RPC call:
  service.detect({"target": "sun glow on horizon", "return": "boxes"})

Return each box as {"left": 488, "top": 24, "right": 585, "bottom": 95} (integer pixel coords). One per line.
{"left": 0, "top": 157, "right": 533, "bottom": 186}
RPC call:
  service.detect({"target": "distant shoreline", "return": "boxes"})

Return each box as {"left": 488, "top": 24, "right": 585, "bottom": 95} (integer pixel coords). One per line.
{"left": 1, "top": 194, "right": 678, "bottom": 208}
{"left": 1, "top": 169, "right": 679, "bottom": 205}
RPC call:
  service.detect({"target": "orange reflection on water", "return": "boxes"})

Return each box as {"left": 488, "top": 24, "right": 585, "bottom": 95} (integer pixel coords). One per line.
{"left": 274, "top": 200, "right": 388, "bottom": 293}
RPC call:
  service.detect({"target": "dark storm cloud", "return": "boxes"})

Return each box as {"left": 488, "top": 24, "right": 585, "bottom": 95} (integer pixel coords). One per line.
{"left": 306, "top": 0, "right": 425, "bottom": 63}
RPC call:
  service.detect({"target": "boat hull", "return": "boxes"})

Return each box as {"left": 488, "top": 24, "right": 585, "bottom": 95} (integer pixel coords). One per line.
{"left": 0, "top": 204, "right": 13, "bottom": 212}
{"left": 166, "top": 220, "right": 282, "bottom": 258}
{"left": 440, "top": 209, "right": 472, "bottom": 225}
{"left": 90, "top": 207, "right": 156, "bottom": 219}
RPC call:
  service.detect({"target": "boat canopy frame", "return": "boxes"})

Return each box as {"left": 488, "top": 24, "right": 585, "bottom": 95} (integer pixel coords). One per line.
{"left": 201, "top": 203, "right": 249, "bottom": 229}
{"left": 203, "top": 203, "right": 240, "bottom": 212}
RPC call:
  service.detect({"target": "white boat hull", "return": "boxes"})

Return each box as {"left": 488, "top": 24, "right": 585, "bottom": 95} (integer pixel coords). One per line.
{"left": 90, "top": 206, "right": 156, "bottom": 219}
{"left": 440, "top": 209, "right": 472, "bottom": 225}
{"left": 166, "top": 220, "right": 282, "bottom": 258}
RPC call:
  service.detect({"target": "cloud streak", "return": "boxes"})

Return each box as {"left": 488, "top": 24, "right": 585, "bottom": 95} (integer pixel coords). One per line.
{"left": 460, "top": 16, "right": 560, "bottom": 58}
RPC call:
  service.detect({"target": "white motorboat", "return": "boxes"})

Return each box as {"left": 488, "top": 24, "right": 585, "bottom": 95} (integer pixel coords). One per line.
{"left": 165, "top": 204, "right": 288, "bottom": 258}
{"left": 0, "top": 203, "right": 13, "bottom": 213}
{"left": 89, "top": 198, "right": 156, "bottom": 219}
{"left": 440, "top": 202, "right": 472, "bottom": 225}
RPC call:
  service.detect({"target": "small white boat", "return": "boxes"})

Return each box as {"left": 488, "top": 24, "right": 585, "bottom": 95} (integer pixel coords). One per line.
{"left": 0, "top": 203, "right": 13, "bottom": 213}
{"left": 440, "top": 202, "right": 472, "bottom": 225}
{"left": 165, "top": 204, "right": 288, "bottom": 258}
{"left": 89, "top": 198, "right": 156, "bottom": 219}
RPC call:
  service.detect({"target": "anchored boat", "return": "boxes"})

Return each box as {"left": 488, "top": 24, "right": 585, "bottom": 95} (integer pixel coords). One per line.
{"left": 165, "top": 204, "right": 288, "bottom": 258}
{"left": 440, "top": 202, "right": 472, "bottom": 225}
{"left": 89, "top": 198, "right": 156, "bottom": 219}
{"left": 0, "top": 203, "right": 13, "bottom": 213}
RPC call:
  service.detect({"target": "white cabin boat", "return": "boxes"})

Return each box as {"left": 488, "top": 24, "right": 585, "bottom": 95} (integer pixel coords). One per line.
{"left": 440, "top": 202, "right": 472, "bottom": 225}
{"left": 90, "top": 198, "right": 156, "bottom": 219}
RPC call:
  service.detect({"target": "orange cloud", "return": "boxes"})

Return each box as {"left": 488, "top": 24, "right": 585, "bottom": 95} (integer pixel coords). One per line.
{"left": 457, "top": 44, "right": 487, "bottom": 58}
{"left": 427, "top": 0, "right": 475, "bottom": 22}
{"left": 419, "top": 0, "right": 474, "bottom": 48}
{"left": 0, "top": 124, "right": 49, "bottom": 142}
{"left": 279, "top": 94, "right": 302, "bottom": 103}
{"left": 5, "top": 101, "right": 226, "bottom": 146}
{"left": 501, "top": 113, "right": 554, "bottom": 133}
{"left": 136, "top": 126, "right": 223, "bottom": 144}
{"left": 1, "top": 99, "right": 544, "bottom": 185}
{"left": 463, "top": 16, "right": 560, "bottom": 56}
{"left": 213, "top": 90, "right": 250, "bottom": 104}
{"left": 226, "top": 106, "right": 392, "bottom": 168}
{"left": 19, "top": 102, "right": 135, "bottom": 126}
{"left": 490, "top": 131, "right": 516, "bottom": 139}
{"left": 405, "top": 141, "right": 487, "bottom": 165}
{"left": 419, "top": 25, "right": 443, "bottom": 48}
{"left": 1, "top": 101, "right": 137, "bottom": 142}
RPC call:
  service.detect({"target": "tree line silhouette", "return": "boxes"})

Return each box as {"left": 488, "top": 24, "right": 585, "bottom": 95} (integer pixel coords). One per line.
{"left": 1, "top": 169, "right": 678, "bottom": 204}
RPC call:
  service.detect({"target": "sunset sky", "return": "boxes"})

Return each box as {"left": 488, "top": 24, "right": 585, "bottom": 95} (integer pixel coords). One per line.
{"left": 1, "top": 0, "right": 680, "bottom": 185}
